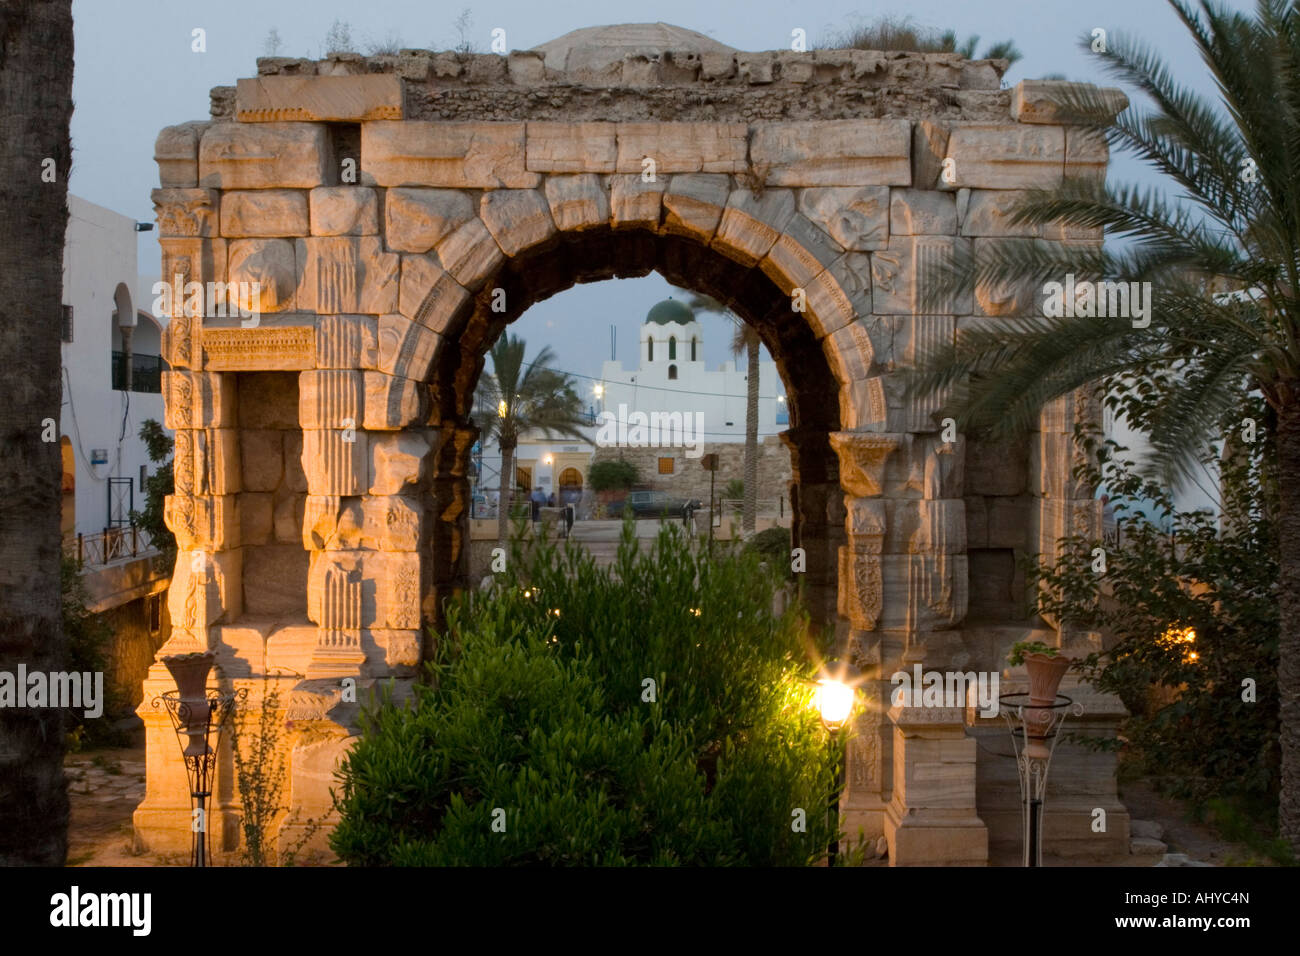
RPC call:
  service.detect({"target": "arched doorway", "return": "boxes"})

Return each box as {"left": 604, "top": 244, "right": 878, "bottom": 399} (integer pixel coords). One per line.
{"left": 557, "top": 466, "right": 583, "bottom": 507}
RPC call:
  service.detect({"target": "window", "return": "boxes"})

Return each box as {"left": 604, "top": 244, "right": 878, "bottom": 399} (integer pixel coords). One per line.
{"left": 690, "top": 336, "right": 697, "bottom": 361}
{"left": 658, "top": 457, "right": 675, "bottom": 475}
{"left": 148, "top": 593, "right": 162, "bottom": 635}
{"left": 647, "top": 338, "right": 654, "bottom": 362}
{"left": 61, "top": 305, "right": 73, "bottom": 343}
{"left": 668, "top": 364, "right": 677, "bottom": 380}
{"left": 668, "top": 336, "right": 677, "bottom": 360}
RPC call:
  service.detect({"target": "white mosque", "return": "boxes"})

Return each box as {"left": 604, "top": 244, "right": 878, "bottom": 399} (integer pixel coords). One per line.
{"left": 597, "top": 297, "right": 786, "bottom": 441}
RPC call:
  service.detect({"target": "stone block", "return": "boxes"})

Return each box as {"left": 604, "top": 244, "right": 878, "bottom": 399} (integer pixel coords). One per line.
{"left": 309, "top": 186, "right": 379, "bottom": 236}
{"left": 736, "top": 52, "right": 774, "bottom": 84}
{"left": 661, "top": 174, "right": 731, "bottom": 242}
{"left": 526, "top": 122, "right": 616, "bottom": 172}
{"left": 159, "top": 237, "right": 229, "bottom": 321}
{"left": 839, "top": 377, "right": 888, "bottom": 431}
{"left": 384, "top": 188, "right": 475, "bottom": 253}
{"left": 155, "top": 122, "right": 209, "bottom": 188}
{"left": 377, "top": 312, "right": 439, "bottom": 381}
{"left": 243, "top": 545, "right": 310, "bottom": 617}
{"left": 164, "top": 494, "right": 240, "bottom": 553}
{"left": 712, "top": 188, "right": 796, "bottom": 266}
{"left": 172, "top": 427, "right": 241, "bottom": 496}
{"left": 760, "top": 213, "right": 845, "bottom": 295}
{"left": 964, "top": 496, "right": 989, "bottom": 549}
{"left": 884, "top": 499, "right": 966, "bottom": 555}
{"left": 273, "top": 489, "right": 306, "bottom": 543}
{"left": 479, "top": 189, "right": 557, "bottom": 256}
{"left": 198, "top": 123, "right": 329, "bottom": 189}
{"left": 362, "top": 121, "right": 539, "bottom": 188}
{"left": 614, "top": 122, "right": 747, "bottom": 174}
{"left": 369, "top": 431, "right": 435, "bottom": 496}
{"left": 871, "top": 237, "right": 972, "bottom": 315}
{"left": 957, "top": 189, "right": 1041, "bottom": 238}
{"left": 434, "top": 217, "right": 505, "bottom": 290}
{"left": 1011, "top": 80, "right": 1128, "bottom": 125}
{"left": 162, "top": 371, "right": 237, "bottom": 429}
{"left": 987, "top": 497, "right": 1030, "bottom": 550}
{"left": 752, "top": 120, "right": 912, "bottom": 187}
{"left": 508, "top": 51, "right": 546, "bottom": 85}
{"left": 301, "top": 428, "right": 368, "bottom": 496}
{"left": 398, "top": 255, "right": 471, "bottom": 333}
{"left": 239, "top": 429, "right": 284, "bottom": 493}
{"left": 235, "top": 74, "right": 403, "bottom": 122}
{"left": 610, "top": 174, "right": 666, "bottom": 229}
{"left": 912, "top": 121, "right": 951, "bottom": 192}
{"left": 1064, "top": 127, "right": 1108, "bottom": 188}
{"left": 965, "top": 437, "right": 1028, "bottom": 496}
{"left": 227, "top": 238, "right": 297, "bottom": 313}
{"left": 876, "top": 553, "right": 969, "bottom": 631}
{"left": 294, "top": 236, "right": 399, "bottom": 314}
{"left": 307, "top": 551, "right": 421, "bottom": 630}
{"left": 941, "top": 124, "right": 1065, "bottom": 190}
{"left": 544, "top": 174, "right": 610, "bottom": 232}
{"left": 972, "top": 239, "right": 1042, "bottom": 317}
{"left": 152, "top": 188, "right": 220, "bottom": 237}
{"left": 167, "top": 546, "right": 242, "bottom": 627}
{"left": 264, "top": 624, "right": 317, "bottom": 675}
{"left": 299, "top": 370, "right": 363, "bottom": 429}
{"left": 210, "top": 624, "right": 267, "bottom": 678}
{"left": 359, "top": 496, "right": 423, "bottom": 551}
{"left": 316, "top": 314, "right": 378, "bottom": 369}
{"left": 239, "top": 492, "right": 273, "bottom": 547}
{"left": 797, "top": 187, "right": 889, "bottom": 250}
{"left": 822, "top": 320, "right": 877, "bottom": 383}
{"left": 220, "top": 190, "right": 309, "bottom": 238}
{"left": 364, "top": 372, "right": 430, "bottom": 430}
{"left": 890, "top": 188, "right": 957, "bottom": 236}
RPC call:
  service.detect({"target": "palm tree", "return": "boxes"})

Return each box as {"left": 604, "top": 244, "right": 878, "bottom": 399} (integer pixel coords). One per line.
{"left": 684, "top": 292, "right": 761, "bottom": 535}
{"left": 0, "top": 0, "right": 74, "bottom": 865}
{"left": 474, "top": 333, "right": 590, "bottom": 543}
{"left": 907, "top": 0, "right": 1300, "bottom": 854}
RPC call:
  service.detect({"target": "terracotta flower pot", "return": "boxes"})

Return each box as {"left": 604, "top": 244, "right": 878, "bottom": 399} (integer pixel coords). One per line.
{"left": 163, "top": 651, "right": 215, "bottom": 757}
{"left": 1023, "top": 652, "right": 1071, "bottom": 758}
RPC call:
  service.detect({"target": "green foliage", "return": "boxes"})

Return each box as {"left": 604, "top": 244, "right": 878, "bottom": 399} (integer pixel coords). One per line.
{"left": 474, "top": 334, "right": 589, "bottom": 451}
{"left": 723, "top": 478, "right": 745, "bottom": 500}
{"left": 131, "top": 419, "right": 175, "bottom": 572}
{"left": 1030, "top": 399, "right": 1278, "bottom": 810}
{"left": 587, "top": 458, "right": 638, "bottom": 492}
{"left": 1007, "top": 640, "right": 1058, "bottom": 666}
{"left": 746, "top": 526, "right": 791, "bottom": 566}
{"left": 821, "top": 15, "right": 1022, "bottom": 65}
{"left": 331, "top": 525, "right": 844, "bottom": 866}
{"left": 61, "top": 555, "right": 120, "bottom": 751}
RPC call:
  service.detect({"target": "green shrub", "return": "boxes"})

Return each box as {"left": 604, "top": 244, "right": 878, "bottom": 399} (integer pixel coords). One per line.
{"left": 745, "top": 526, "right": 791, "bottom": 568}
{"left": 1031, "top": 402, "right": 1278, "bottom": 810}
{"left": 331, "top": 524, "right": 843, "bottom": 865}
{"left": 131, "top": 419, "right": 175, "bottom": 572}
{"left": 588, "top": 459, "right": 638, "bottom": 492}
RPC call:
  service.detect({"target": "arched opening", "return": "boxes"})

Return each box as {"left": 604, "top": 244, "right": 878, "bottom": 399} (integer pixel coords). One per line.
{"left": 60, "top": 435, "right": 75, "bottom": 539}
{"left": 668, "top": 336, "right": 677, "bottom": 360}
{"left": 424, "top": 227, "right": 844, "bottom": 631}
{"left": 557, "top": 467, "right": 583, "bottom": 508}
{"left": 667, "top": 364, "right": 677, "bottom": 380}
{"left": 691, "top": 336, "right": 697, "bottom": 362}
{"left": 647, "top": 337, "right": 653, "bottom": 362}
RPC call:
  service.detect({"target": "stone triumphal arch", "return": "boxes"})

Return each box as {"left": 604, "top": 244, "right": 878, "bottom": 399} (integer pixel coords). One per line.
{"left": 135, "top": 25, "right": 1132, "bottom": 865}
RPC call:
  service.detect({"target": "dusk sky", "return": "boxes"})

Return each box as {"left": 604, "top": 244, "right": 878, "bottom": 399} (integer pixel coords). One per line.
{"left": 69, "top": 0, "right": 1253, "bottom": 389}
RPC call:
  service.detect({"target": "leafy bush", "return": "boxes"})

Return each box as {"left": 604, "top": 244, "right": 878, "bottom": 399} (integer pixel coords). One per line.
{"left": 746, "top": 526, "right": 791, "bottom": 567}
{"left": 723, "top": 478, "right": 745, "bottom": 500}
{"left": 1031, "top": 403, "right": 1278, "bottom": 809}
{"left": 131, "top": 419, "right": 175, "bottom": 572}
{"left": 331, "top": 525, "right": 843, "bottom": 865}
{"left": 588, "top": 458, "right": 638, "bottom": 492}
{"left": 61, "top": 556, "right": 120, "bottom": 751}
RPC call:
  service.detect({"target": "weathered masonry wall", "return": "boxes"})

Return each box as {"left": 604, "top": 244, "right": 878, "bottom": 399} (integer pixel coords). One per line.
{"left": 137, "top": 46, "right": 1131, "bottom": 865}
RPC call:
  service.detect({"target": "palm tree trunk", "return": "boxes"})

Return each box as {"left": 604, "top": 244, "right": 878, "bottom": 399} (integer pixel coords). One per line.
{"left": 497, "top": 443, "right": 515, "bottom": 545}
{"left": 1277, "top": 394, "right": 1300, "bottom": 856}
{"left": 0, "top": 0, "right": 74, "bottom": 866}
{"left": 743, "top": 336, "right": 760, "bottom": 535}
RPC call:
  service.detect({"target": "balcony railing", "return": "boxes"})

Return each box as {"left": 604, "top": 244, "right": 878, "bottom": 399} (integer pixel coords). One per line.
{"left": 111, "top": 351, "right": 166, "bottom": 393}
{"left": 64, "top": 526, "right": 157, "bottom": 569}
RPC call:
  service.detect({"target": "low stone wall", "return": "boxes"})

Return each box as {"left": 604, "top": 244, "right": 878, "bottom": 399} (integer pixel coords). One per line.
{"left": 590, "top": 436, "right": 791, "bottom": 504}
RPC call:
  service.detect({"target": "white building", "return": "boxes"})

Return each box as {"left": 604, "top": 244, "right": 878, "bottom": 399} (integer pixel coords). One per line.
{"left": 597, "top": 297, "right": 786, "bottom": 440}
{"left": 61, "top": 195, "right": 167, "bottom": 556}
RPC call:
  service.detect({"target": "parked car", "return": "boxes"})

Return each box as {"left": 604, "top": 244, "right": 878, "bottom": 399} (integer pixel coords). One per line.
{"left": 607, "top": 490, "right": 703, "bottom": 519}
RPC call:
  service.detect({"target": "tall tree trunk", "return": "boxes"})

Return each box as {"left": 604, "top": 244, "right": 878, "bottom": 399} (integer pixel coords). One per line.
{"left": 742, "top": 336, "right": 759, "bottom": 535}
{"left": 0, "top": 0, "right": 74, "bottom": 866}
{"left": 1276, "top": 393, "right": 1300, "bottom": 856}
{"left": 497, "top": 442, "right": 515, "bottom": 545}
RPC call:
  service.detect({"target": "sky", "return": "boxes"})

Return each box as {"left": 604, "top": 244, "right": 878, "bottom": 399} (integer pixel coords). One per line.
{"left": 68, "top": 0, "right": 1257, "bottom": 386}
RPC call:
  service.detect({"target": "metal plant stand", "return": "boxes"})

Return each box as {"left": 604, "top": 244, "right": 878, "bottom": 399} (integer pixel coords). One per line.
{"left": 154, "top": 687, "right": 244, "bottom": 866}
{"left": 998, "top": 693, "right": 1083, "bottom": 867}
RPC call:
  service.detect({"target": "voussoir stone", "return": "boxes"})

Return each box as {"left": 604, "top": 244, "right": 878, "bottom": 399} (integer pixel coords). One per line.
{"left": 662, "top": 174, "right": 731, "bottom": 242}
{"left": 398, "top": 254, "right": 471, "bottom": 333}
{"left": 544, "top": 174, "right": 610, "bottom": 231}
{"left": 479, "top": 189, "right": 558, "bottom": 256}
{"left": 385, "top": 188, "right": 476, "bottom": 253}
{"left": 610, "top": 174, "right": 666, "bottom": 229}
{"left": 199, "top": 123, "right": 329, "bottom": 189}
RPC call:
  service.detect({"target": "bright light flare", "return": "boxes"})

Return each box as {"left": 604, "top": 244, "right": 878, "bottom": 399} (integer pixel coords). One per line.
{"left": 814, "top": 679, "right": 854, "bottom": 729}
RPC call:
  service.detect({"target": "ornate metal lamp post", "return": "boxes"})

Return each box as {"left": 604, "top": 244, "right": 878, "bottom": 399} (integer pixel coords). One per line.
{"left": 998, "top": 691, "right": 1084, "bottom": 867}
{"left": 814, "top": 668, "right": 856, "bottom": 866}
{"left": 154, "top": 651, "right": 242, "bottom": 867}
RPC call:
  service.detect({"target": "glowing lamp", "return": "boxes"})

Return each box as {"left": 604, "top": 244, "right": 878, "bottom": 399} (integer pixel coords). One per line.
{"left": 815, "top": 678, "right": 854, "bottom": 730}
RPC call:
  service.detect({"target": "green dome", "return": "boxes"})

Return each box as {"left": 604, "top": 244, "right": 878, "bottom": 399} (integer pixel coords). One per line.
{"left": 645, "top": 298, "right": 695, "bottom": 326}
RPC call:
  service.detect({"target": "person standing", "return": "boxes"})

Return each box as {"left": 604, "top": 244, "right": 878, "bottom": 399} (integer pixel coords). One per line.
{"left": 530, "top": 486, "right": 544, "bottom": 525}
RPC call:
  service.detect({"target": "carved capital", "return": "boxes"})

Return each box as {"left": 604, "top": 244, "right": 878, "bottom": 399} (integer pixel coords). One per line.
{"left": 830, "top": 431, "right": 902, "bottom": 497}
